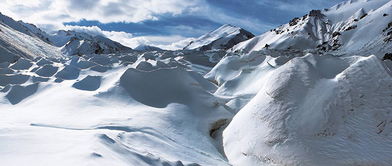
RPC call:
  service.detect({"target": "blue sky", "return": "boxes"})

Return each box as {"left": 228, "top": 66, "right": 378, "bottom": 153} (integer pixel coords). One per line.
{"left": 0, "top": 0, "right": 345, "bottom": 49}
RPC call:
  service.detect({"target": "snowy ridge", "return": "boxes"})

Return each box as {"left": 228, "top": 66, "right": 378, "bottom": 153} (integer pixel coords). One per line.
{"left": 0, "top": 18, "right": 62, "bottom": 63}
{"left": 184, "top": 24, "right": 254, "bottom": 51}
{"left": 0, "top": 12, "right": 131, "bottom": 61}
{"left": 231, "top": 0, "right": 392, "bottom": 57}
{"left": 134, "top": 44, "right": 163, "bottom": 51}
{"left": 220, "top": 53, "right": 392, "bottom": 166}
{"left": 51, "top": 30, "right": 132, "bottom": 56}
{"left": 0, "top": 13, "right": 51, "bottom": 43}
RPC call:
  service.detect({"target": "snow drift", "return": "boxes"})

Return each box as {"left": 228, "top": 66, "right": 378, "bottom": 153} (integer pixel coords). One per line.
{"left": 223, "top": 54, "right": 392, "bottom": 166}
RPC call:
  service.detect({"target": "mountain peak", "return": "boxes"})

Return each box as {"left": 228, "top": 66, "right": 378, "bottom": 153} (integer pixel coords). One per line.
{"left": 183, "top": 24, "right": 254, "bottom": 51}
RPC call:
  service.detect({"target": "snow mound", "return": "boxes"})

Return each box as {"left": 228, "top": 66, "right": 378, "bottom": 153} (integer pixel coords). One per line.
{"left": 134, "top": 44, "right": 163, "bottom": 51}
{"left": 35, "top": 64, "right": 59, "bottom": 77}
{"left": 119, "top": 67, "right": 216, "bottom": 108}
{"left": 223, "top": 54, "right": 392, "bottom": 166}
{"left": 0, "top": 62, "right": 10, "bottom": 68}
{"left": 36, "top": 58, "right": 53, "bottom": 66}
{"left": 72, "top": 75, "right": 102, "bottom": 91}
{"left": 0, "top": 68, "right": 14, "bottom": 74}
{"left": 10, "top": 58, "right": 33, "bottom": 70}
{"left": 32, "top": 76, "right": 49, "bottom": 83}
{"left": 55, "top": 65, "right": 81, "bottom": 80}
{"left": 5, "top": 83, "right": 39, "bottom": 105}
{"left": 135, "top": 61, "right": 155, "bottom": 71}
{"left": 0, "top": 74, "right": 30, "bottom": 86}
{"left": 90, "top": 65, "right": 111, "bottom": 73}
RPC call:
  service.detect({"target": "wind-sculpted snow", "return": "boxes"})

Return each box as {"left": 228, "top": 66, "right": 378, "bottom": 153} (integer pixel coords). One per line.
{"left": 1, "top": 1, "right": 392, "bottom": 165}
{"left": 5, "top": 83, "right": 39, "bottom": 105}
{"left": 0, "top": 50, "right": 233, "bottom": 165}
{"left": 119, "top": 67, "right": 216, "bottom": 108}
{"left": 73, "top": 75, "right": 102, "bottom": 91}
{"left": 223, "top": 54, "right": 392, "bottom": 166}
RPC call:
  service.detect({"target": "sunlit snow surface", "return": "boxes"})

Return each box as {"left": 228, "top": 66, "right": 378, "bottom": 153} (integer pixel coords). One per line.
{"left": 1, "top": 0, "right": 392, "bottom": 165}
{"left": 0, "top": 52, "right": 233, "bottom": 166}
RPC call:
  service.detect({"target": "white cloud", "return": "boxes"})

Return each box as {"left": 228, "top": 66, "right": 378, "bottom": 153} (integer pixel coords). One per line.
{"left": 64, "top": 25, "right": 191, "bottom": 50}
{"left": 124, "top": 35, "right": 193, "bottom": 50}
{"left": 0, "top": 0, "right": 202, "bottom": 31}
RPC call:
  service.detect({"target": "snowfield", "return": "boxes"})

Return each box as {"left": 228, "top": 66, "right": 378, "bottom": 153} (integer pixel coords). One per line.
{"left": 1, "top": 0, "right": 392, "bottom": 165}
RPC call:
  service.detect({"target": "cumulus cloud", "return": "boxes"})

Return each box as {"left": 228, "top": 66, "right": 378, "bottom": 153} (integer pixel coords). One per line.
{"left": 0, "top": 0, "right": 345, "bottom": 49}
{"left": 0, "top": 0, "right": 202, "bottom": 31}
{"left": 64, "top": 25, "right": 190, "bottom": 50}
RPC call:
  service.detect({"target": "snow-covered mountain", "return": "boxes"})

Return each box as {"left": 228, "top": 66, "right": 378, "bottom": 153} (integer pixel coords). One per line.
{"left": 0, "top": 12, "right": 131, "bottom": 63}
{"left": 231, "top": 0, "right": 392, "bottom": 57}
{"left": 134, "top": 44, "right": 163, "bottom": 51}
{"left": 184, "top": 24, "right": 255, "bottom": 51}
{"left": 49, "top": 30, "right": 132, "bottom": 56}
{"left": 0, "top": 13, "right": 62, "bottom": 63}
{"left": 1, "top": 0, "right": 392, "bottom": 166}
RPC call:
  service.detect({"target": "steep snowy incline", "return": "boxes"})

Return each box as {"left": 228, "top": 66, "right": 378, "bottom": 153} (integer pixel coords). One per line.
{"left": 49, "top": 30, "right": 132, "bottom": 56}
{"left": 184, "top": 24, "right": 254, "bottom": 51}
{"left": 231, "top": 0, "right": 392, "bottom": 57}
{"left": 0, "top": 12, "right": 132, "bottom": 62}
{"left": 0, "top": 20, "right": 62, "bottom": 63}
{"left": 0, "top": 13, "right": 51, "bottom": 43}
{"left": 223, "top": 54, "right": 392, "bottom": 166}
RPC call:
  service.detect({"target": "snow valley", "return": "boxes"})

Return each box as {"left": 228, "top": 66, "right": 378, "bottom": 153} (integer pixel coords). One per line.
{"left": 0, "top": 0, "right": 392, "bottom": 166}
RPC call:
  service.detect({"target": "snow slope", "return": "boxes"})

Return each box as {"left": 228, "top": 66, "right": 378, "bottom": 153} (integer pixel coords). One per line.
{"left": 1, "top": 0, "right": 392, "bottom": 166}
{"left": 222, "top": 53, "right": 392, "bottom": 166}
{"left": 50, "top": 30, "right": 132, "bottom": 56}
{"left": 0, "top": 50, "right": 234, "bottom": 166}
{"left": 0, "top": 12, "right": 131, "bottom": 62}
{"left": 184, "top": 24, "right": 254, "bottom": 51}
{"left": 231, "top": 0, "right": 392, "bottom": 57}
{"left": 134, "top": 44, "right": 163, "bottom": 51}
{"left": 0, "top": 14, "right": 62, "bottom": 63}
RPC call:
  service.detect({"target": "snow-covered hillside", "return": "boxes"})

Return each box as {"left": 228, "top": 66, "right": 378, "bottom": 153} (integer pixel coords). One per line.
{"left": 184, "top": 24, "right": 254, "bottom": 51}
{"left": 134, "top": 44, "right": 163, "bottom": 51}
{"left": 231, "top": 0, "right": 392, "bottom": 57}
{"left": 0, "top": 12, "right": 131, "bottom": 63}
{"left": 0, "top": 13, "right": 62, "bottom": 63}
{"left": 50, "top": 30, "right": 132, "bottom": 56}
{"left": 1, "top": 0, "right": 392, "bottom": 166}
{"left": 216, "top": 51, "right": 392, "bottom": 166}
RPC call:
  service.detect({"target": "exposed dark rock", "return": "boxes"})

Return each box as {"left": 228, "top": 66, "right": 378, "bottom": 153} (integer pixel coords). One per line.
{"left": 382, "top": 53, "right": 392, "bottom": 61}
{"left": 345, "top": 25, "right": 357, "bottom": 31}
{"left": 332, "top": 32, "right": 341, "bottom": 38}
{"left": 289, "top": 17, "right": 300, "bottom": 26}
{"left": 360, "top": 13, "right": 368, "bottom": 19}
{"left": 309, "top": 10, "right": 325, "bottom": 18}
